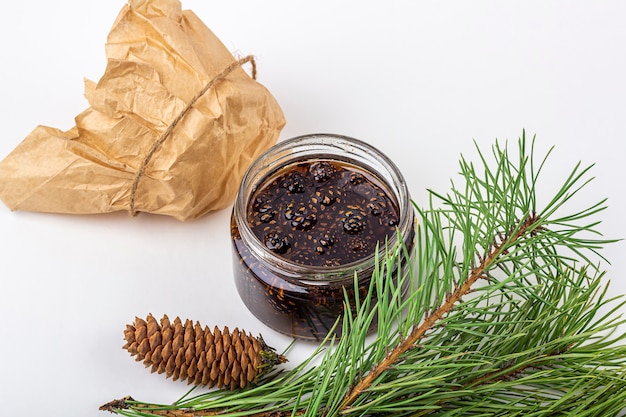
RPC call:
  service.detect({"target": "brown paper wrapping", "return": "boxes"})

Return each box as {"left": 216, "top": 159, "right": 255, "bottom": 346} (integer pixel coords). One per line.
{"left": 0, "top": 0, "right": 285, "bottom": 221}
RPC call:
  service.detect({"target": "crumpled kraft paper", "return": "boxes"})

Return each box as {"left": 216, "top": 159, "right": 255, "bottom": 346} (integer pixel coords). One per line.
{"left": 0, "top": 0, "right": 285, "bottom": 221}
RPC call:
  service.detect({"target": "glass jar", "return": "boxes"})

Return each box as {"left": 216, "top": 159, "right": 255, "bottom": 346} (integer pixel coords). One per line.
{"left": 230, "top": 134, "right": 415, "bottom": 341}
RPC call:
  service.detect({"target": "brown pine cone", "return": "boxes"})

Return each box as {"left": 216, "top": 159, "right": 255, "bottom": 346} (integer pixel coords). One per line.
{"left": 122, "top": 314, "right": 287, "bottom": 390}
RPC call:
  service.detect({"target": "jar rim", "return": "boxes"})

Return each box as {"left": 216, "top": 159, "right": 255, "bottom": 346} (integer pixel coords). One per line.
{"left": 233, "top": 133, "right": 414, "bottom": 283}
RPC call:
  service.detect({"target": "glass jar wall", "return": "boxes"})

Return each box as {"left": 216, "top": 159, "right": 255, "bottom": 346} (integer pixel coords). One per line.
{"left": 231, "top": 134, "right": 415, "bottom": 341}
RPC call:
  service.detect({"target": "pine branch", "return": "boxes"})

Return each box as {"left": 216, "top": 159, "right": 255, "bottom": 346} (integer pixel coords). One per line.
{"left": 337, "top": 213, "right": 541, "bottom": 411}
{"left": 100, "top": 397, "right": 299, "bottom": 417}
{"left": 101, "top": 132, "right": 626, "bottom": 416}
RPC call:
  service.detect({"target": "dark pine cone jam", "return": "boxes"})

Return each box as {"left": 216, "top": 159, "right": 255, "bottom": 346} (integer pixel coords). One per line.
{"left": 231, "top": 136, "right": 415, "bottom": 342}
{"left": 246, "top": 160, "right": 400, "bottom": 268}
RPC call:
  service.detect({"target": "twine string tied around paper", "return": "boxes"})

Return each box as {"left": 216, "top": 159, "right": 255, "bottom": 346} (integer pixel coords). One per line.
{"left": 129, "top": 55, "right": 257, "bottom": 216}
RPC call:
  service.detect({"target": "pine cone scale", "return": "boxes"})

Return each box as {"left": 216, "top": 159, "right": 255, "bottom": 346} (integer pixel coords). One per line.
{"left": 162, "top": 341, "right": 173, "bottom": 362}
{"left": 165, "top": 356, "right": 176, "bottom": 376}
{"left": 149, "top": 331, "right": 161, "bottom": 351}
{"left": 138, "top": 338, "right": 150, "bottom": 357}
{"left": 135, "top": 320, "right": 147, "bottom": 342}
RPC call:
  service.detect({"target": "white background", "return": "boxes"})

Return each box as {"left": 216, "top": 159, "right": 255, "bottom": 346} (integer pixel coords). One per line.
{"left": 1, "top": 1, "right": 625, "bottom": 416}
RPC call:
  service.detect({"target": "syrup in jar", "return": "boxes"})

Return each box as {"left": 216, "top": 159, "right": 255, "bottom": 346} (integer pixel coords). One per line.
{"left": 231, "top": 134, "right": 415, "bottom": 341}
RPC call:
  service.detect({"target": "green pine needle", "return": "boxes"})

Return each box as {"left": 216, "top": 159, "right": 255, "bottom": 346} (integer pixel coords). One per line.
{"left": 101, "top": 132, "right": 626, "bottom": 417}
